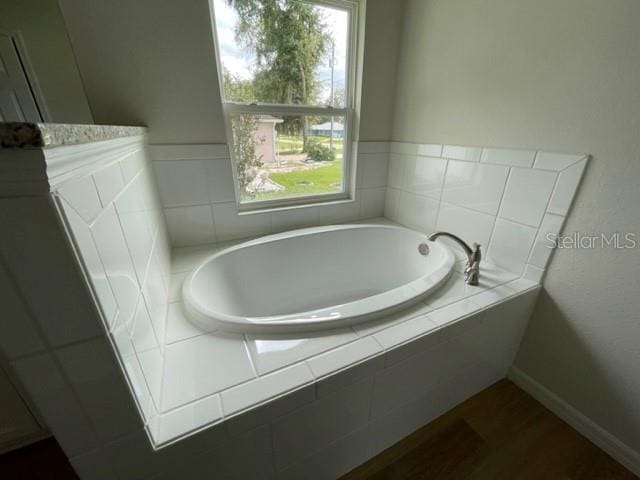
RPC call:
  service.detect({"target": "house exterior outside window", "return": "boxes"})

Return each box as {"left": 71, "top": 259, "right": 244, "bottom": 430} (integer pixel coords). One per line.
{"left": 210, "top": 0, "right": 365, "bottom": 210}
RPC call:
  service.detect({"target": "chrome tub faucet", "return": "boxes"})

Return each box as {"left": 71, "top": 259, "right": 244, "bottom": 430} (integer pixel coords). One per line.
{"left": 428, "top": 232, "right": 481, "bottom": 286}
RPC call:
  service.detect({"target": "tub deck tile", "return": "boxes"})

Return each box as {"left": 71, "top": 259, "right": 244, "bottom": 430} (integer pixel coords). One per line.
{"left": 165, "top": 302, "right": 214, "bottom": 344}
{"left": 245, "top": 328, "right": 358, "bottom": 376}
{"left": 221, "top": 362, "right": 314, "bottom": 418}
{"left": 308, "top": 337, "right": 384, "bottom": 397}
{"left": 145, "top": 235, "right": 540, "bottom": 447}
{"left": 161, "top": 331, "right": 255, "bottom": 412}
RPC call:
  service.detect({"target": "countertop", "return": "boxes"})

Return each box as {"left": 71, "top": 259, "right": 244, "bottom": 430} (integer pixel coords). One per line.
{"left": 0, "top": 122, "right": 147, "bottom": 149}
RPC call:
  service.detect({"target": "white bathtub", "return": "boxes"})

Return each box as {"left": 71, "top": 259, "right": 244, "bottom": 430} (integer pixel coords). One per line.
{"left": 182, "top": 224, "right": 455, "bottom": 333}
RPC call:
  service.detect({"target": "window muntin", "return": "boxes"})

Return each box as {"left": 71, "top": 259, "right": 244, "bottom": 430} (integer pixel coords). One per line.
{"left": 211, "top": 0, "right": 359, "bottom": 209}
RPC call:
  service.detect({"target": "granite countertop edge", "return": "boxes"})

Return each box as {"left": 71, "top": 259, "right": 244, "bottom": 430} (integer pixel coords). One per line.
{"left": 0, "top": 122, "right": 147, "bottom": 149}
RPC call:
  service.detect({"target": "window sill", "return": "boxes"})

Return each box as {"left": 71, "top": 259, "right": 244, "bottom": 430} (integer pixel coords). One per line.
{"left": 237, "top": 194, "right": 355, "bottom": 215}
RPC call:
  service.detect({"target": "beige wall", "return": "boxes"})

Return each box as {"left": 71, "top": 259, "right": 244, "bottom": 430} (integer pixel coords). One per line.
{"left": 393, "top": 0, "right": 640, "bottom": 454}
{"left": 58, "top": 0, "right": 226, "bottom": 144}
{"left": 358, "top": 0, "right": 405, "bottom": 141}
{"left": 1, "top": 0, "right": 93, "bottom": 123}
{"left": 58, "top": 0, "right": 403, "bottom": 144}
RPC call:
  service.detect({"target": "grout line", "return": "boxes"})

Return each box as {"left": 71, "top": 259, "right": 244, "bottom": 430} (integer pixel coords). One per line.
{"left": 208, "top": 203, "right": 219, "bottom": 244}
{"left": 479, "top": 146, "right": 486, "bottom": 163}
{"left": 525, "top": 173, "right": 566, "bottom": 269}
{"left": 348, "top": 325, "right": 359, "bottom": 338}
{"left": 558, "top": 155, "right": 589, "bottom": 172}
{"left": 151, "top": 156, "right": 230, "bottom": 163}
{"left": 215, "top": 394, "right": 225, "bottom": 421}
{"left": 162, "top": 200, "right": 227, "bottom": 211}
{"left": 440, "top": 145, "right": 483, "bottom": 162}
{"left": 93, "top": 161, "right": 170, "bottom": 417}
{"left": 158, "top": 390, "right": 221, "bottom": 417}
{"left": 532, "top": 150, "right": 542, "bottom": 170}
{"left": 88, "top": 176, "right": 103, "bottom": 224}
{"left": 157, "top": 365, "right": 317, "bottom": 420}
{"left": 303, "top": 359, "right": 319, "bottom": 381}
{"left": 140, "top": 225, "right": 161, "bottom": 295}
{"left": 53, "top": 195, "right": 164, "bottom": 430}
{"left": 532, "top": 153, "right": 589, "bottom": 173}
{"left": 485, "top": 167, "right": 513, "bottom": 260}
{"left": 86, "top": 162, "right": 147, "bottom": 229}
{"left": 55, "top": 195, "right": 119, "bottom": 330}
{"left": 153, "top": 278, "right": 526, "bottom": 438}
{"left": 370, "top": 335, "right": 385, "bottom": 351}
{"left": 134, "top": 301, "right": 166, "bottom": 415}
{"left": 494, "top": 214, "right": 543, "bottom": 231}
{"left": 525, "top": 170, "right": 561, "bottom": 256}
{"left": 543, "top": 211, "right": 566, "bottom": 220}
{"left": 391, "top": 144, "right": 545, "bottom": 168}
{"left": 164, "top": 322, "right": 217, "bottom": 346}
{"left": 242, "top": 333, "right": 259, "bottom": 378}
{"left": 432, "top": 158, "right": 450, "bottom": 231}
{"left": 139, "top": 348, "right": 164, "bottom": 418}
{"left": 111, "top": 197, "right": 147, "bottom": 298}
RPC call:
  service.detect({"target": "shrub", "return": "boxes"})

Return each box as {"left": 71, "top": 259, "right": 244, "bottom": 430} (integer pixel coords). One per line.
{"left": 231, "top": 115, "right": 262, "bottom": 194}
{"left": 305, "top": 141, "right": 335, "bottom": 162}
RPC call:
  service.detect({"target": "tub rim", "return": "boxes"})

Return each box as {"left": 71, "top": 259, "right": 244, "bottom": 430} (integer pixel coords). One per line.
{"left": 182, "top": 224, "right": 455, "bottom": 333}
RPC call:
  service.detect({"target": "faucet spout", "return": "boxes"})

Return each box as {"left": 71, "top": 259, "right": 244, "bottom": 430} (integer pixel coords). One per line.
{"left": 427, "top": 232, "right": 481, "bottom": 286}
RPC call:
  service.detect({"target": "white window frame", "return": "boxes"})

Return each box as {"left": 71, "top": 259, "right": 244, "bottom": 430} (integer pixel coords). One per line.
{"left": 209, "top": 0, "right": 365, "bottom": 212}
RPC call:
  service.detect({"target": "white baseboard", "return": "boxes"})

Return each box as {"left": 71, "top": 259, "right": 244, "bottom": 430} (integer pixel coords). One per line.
{"left": 508, "top": 367, "right": 640, "bottom": 477}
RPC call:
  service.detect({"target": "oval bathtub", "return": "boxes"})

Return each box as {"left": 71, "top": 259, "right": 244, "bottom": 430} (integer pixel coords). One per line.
{"left": 183, "top": 224, "right": 455, "bottom": 333}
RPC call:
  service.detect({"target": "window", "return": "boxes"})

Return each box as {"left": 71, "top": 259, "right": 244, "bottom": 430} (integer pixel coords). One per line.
{"left": 211, "top": 0, "right": 362, "bottom": 210}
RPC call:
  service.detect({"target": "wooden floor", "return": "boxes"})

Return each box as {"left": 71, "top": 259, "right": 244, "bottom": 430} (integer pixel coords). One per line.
{"left": 342, "top": 379, "right": 637, "bottom": 480}
{"left": 0, "top": 380, "right": 636, "bottom": 480}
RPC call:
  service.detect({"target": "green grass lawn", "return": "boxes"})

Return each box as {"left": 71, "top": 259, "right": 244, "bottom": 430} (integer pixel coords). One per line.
{"left": 246, "top": 159, "right": 343, "bottom": 201}
{"left": 276, "top": 135, "right": 304, "bottom": 154}
{"left": 241, "top": 135, "right": 345, "bottom": 202}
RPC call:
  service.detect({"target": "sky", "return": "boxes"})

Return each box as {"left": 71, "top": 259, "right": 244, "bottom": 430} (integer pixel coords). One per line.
{"left": 212, "top": 0, "right": 348, "bottom": 104}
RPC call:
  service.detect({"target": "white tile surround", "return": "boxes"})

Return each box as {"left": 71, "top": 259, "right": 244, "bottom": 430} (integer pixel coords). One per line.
{"left": 151, "top": 142, "right": 388, "bottom": 246}
{"left": 0, "top": 134, "right": 174, "bottom": 448}
{"left": 0, "top": 134, "right": 587, "bottom": 480}
{"left": 153, "top": 238, "right": 539, "bottom": 437}
{"left": 57, "top": 138, "right": 173, "bottom": 433}
{"left": 385, "top": 142, "right": 588, "bottom": 277}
